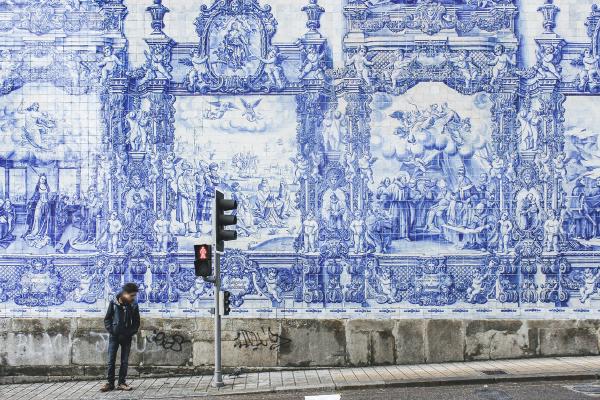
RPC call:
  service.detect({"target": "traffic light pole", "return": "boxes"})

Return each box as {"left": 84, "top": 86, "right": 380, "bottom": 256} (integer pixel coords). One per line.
{"left": 213, "top": 251, "right": 224, "bottom": 388}
{"left": 211, "top": 188, "right": 237, "bottom": 388}
{"left": 212, "top": 187, "right": 224, "bottom": 388}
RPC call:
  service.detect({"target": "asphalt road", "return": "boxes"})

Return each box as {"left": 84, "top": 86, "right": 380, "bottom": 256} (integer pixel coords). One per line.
{"left": 213, "top": 380, "right": 600, "bottom": 400}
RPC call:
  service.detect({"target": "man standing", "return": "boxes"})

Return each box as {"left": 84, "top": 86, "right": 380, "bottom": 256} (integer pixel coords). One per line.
{"left": 100, "top": 283, "right": 140, "bottom": 392}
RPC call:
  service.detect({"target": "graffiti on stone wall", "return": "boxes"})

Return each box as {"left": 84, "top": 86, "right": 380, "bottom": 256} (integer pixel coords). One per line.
{"left": 146, "top": 330, "right": 191, "bottom": 352}
{"left": 233, "top": 327, "right": 291, "bottom": 351}
{"left": 88, "top": 331, "right": 190, "bottom": 354}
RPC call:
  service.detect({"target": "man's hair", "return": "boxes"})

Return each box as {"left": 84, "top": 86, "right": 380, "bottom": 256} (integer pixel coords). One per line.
{"left": 122, "top": 282, "right": 139, "bottom": 294}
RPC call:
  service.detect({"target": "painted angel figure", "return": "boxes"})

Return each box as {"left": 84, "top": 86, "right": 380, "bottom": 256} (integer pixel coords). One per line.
{"left": 189, "top": 279, "right": 210, "bottom": 305}
{"left": 388, "top": 49, "right": 413, "bottom": 88}
{"left": 181, "top": 48, "right": 208, "bottom": 92}
{"left": 489, "top": 44, "right": 516, "bottom": 85}
{"left": 553, "top": 152, "right": 567, "bottom": 183}
{"left": 346, "top": 46, "right": 374, "bottom": 86}
{"left": 358, "top": 153, "right": 377, "bottom": 184}
{"left": 344, "top": 148, "right": 358, "bottom": 183}
{"left": 535, "top": 151, "right": 552, "bottom": 182}
{"left": 203, "top": 100, "right": 237, "bottom": 120}
{"left": 450, "top": 50, "right": 480, "bottom": 88}
{"left": 254, "top": 268, "right": 283, "bottom": 303}
{"left": 98, "top": 45, "right": 123, "bottom": 82}
{"left": 299, "top": 45, "right": 325, "bottom": 80}
{"left": 141, "top": 47, "right": 172, "bottom": 84}
{"left": 291, "top": 154, "right": 309, "bottom": 184}
{"left": 258, "top": 46, "right": 286, "bottom": 89}
{"left": 161, "top": 152, "right": 179, "bottom": 187}
{"left": 114, "top": 151, "right": 128, "bottom": 184}
{"left": 147, "top": 150, "right": 162, "bottom": 183}
{"left": 466, "top": 267, "right": 492, "bottom": 303}
{"left": 375, "top": 269, "right": 396, "bottom": 303}
{"left": 489, "top": 154, "right": 506, "bottom": 181}
{"left": 536, "top": 44, "right": 561, "bottom": 80}
{"left": 240, "top": 98, "right": 262, "bottom": 122}
{"left": 574, "top": 48, "right": 600, "bottom": 91}
{"left": 466, "top": 270, "right": 485, "bottom": 302}
{"left": 580, "top": 268, "right": 600, "bottom": 303}
{"left": 389, "top": 110, "right": 413, "bottom": 140}
{"left": 17, "top": 102, "right": 56, "bottom": 150}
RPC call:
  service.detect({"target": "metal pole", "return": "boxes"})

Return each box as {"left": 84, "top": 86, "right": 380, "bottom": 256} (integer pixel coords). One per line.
{"left": 213, "top": 251, "right": 224, "bottom": 387}
{"left": 212, "top": 186, "right": 224, "bottom": 388}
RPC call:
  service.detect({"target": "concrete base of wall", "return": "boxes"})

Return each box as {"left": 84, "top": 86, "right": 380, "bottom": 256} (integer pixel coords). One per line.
{"left": 1, "top": 318, "right": 599, "bottom": 379}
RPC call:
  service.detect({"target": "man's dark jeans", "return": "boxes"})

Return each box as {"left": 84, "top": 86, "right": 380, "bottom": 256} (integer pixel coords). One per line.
{"left": 107, "top": 334, "right": 132, "bottom": 386}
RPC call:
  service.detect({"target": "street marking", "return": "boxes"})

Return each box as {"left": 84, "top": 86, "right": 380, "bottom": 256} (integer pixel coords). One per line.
{"left": 305, "top": 395, "right": 341, "bottom": 400}
{"left": 565, "top": 384, "right": 600, "bottom": 397}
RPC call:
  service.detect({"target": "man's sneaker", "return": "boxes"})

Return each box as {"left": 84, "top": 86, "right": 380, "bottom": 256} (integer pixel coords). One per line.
{"left": 117, "top": 383, "right": 133, "bottom": 391}
{"left": 99, "top": 383, "right": 114, "bottom": 392}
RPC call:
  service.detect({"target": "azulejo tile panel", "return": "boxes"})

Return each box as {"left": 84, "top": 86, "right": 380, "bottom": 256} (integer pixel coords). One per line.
{"left": 0, "top": 0, "right": 600, "bottom": 319}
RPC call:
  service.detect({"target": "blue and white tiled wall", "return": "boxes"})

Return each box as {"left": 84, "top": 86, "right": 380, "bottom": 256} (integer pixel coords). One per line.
{"left": 2, "top": 0, "right": 600, "bottom": 320}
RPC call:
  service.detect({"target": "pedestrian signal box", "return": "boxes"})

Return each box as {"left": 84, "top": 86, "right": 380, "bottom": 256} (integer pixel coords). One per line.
{"left": 194, "top": 244, "right": 212, "bottom": 277}
{"left": 219, "top": 291, "right": 231, "bottom": 316}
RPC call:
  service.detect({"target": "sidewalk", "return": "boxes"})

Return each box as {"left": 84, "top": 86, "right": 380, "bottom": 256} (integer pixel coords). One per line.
{"left": 2, "top": 356, "right": 600, "bottom": 399}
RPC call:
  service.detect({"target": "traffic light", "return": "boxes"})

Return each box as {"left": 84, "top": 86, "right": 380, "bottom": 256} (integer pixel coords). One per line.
{"left": 194, "top": 244, "right": 212, "bottom": 277}
{"left": 214, "top": 190, "right": 238, "bottom": 252}
{"left": 219, "top": 290, "right": 231, "bottom": 316}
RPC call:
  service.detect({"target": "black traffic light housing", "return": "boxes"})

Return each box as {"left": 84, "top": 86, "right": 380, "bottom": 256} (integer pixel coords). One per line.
{"left": 223, "top": 291, "right": 231, "bottom": 316}
{"left": 214, "top": 190, "right": 238, "bottom": 252}
{"left": 194, "top": 244, "right": 212, "bottom": 277}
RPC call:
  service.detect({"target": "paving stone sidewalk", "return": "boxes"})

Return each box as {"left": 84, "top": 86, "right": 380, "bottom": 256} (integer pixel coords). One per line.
{"left": 2, "top": 356, "right": 600, "bottom": 399}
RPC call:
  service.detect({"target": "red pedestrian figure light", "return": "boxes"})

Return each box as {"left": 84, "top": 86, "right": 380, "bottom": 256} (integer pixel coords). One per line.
{"left": 198, "top": 246, "right": 208, "bottom": 260}
{"left": 194, "top": 244, "right": 212, "bottom": 277}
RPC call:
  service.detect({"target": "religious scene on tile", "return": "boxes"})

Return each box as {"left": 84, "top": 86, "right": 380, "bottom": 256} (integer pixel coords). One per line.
{"left": 1, "top": 0, "right": 600, "bottom": 316}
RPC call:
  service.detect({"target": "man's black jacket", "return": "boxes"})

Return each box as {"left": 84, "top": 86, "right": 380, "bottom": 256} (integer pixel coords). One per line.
{"left": 104, "top": 292, "right": 140, "bottom": 338}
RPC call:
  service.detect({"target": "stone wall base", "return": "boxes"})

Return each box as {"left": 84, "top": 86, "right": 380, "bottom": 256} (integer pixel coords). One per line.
{"left": 1, "top": 318, "right": 599, "bottom": 379}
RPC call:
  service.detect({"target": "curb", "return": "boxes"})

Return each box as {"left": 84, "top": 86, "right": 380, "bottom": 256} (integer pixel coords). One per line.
{"left": 203, "top": 371, "right": 600, "bottom": 397}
